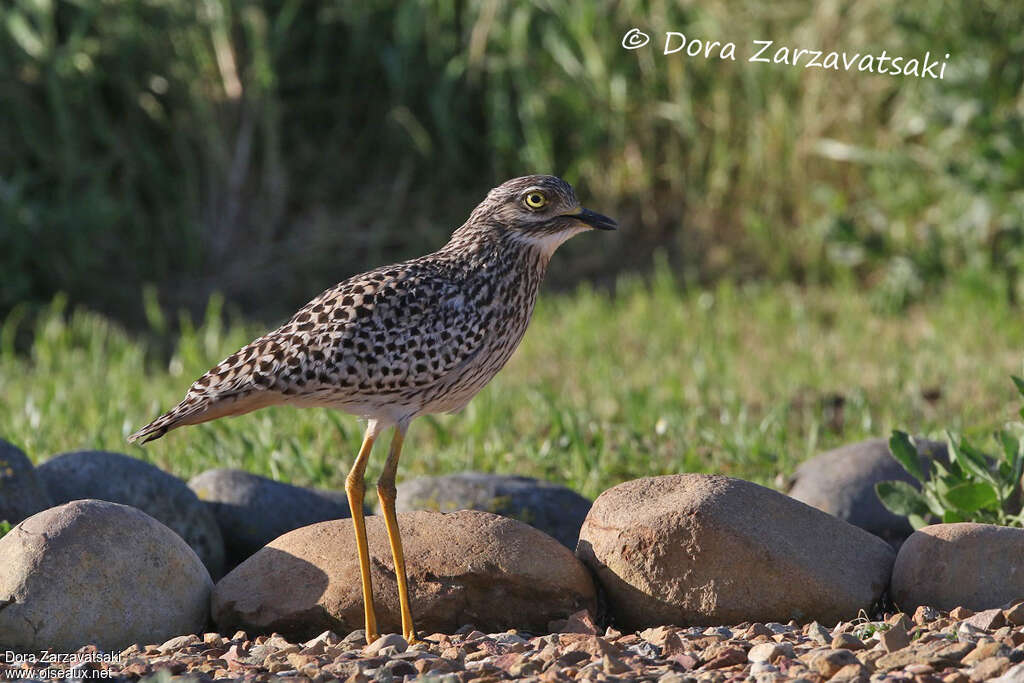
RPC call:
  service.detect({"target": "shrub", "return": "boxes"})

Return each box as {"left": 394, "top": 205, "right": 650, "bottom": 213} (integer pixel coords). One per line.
{"left": 877, "top": 378, "right": 1024, "bottom": 527}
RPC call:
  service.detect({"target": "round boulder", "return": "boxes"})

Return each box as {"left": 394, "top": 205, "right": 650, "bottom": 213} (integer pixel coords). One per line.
{"left": 891, "top": 523, "right": 1024, "bottom": 611}
{"left": 788, "top": 438, "right": 947, "bottom": 543}
{"left": 577, "top": 474, "right": 895, "bottom": 629}
{"left": 0, "top": 499, "right": 212, "bottom": 652}
{"left": 37, "top": 451, "right": 225, "bottom": 578}
{"left": 212, "top": 509, "right": 596, "bottom": 638}
{"left": 391, "top": 472, "right": 591, "bottom": 548}
{"left": 188, "top": 468, "right": 354, "bottom": 567}
{"left": 0, "top": 439, "right": 52, "bottom": 526}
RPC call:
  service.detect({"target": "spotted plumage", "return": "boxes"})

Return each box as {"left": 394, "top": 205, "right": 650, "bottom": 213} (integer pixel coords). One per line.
{"left": 128, "top": 175, "right": 617, "bottom": 444}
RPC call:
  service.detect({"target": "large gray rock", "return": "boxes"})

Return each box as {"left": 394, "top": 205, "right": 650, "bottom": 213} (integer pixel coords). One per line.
{"left": 577, "top": 474, "right": 895, "bottom": 629}
{"left": 0, "top": 439, "right": 52, "bottom": 526}
{"left": 892, "top": 523, "right": 1024, "bottom": 611}
{"left": 37, "top": 451, "right": 224, "bottom": 578}
{"left": 0, "top": 499, "right": 212, "bottom": 652}
{"left": 213, "top": 509, "right": 596, "bottom": 638}
{"left": 188, "top": 468, "right": 354, "bottom": 566}
{"left": 391, "top": 472, "right": 591, "bottom": 549}
{"left": 788, "top": 438, "right": 947, "bottom": 543}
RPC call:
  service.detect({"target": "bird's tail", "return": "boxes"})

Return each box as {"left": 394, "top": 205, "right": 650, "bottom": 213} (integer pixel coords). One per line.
{"left": 128, "top": 389, "right": 280, "bottom": 445}
{"left": 127, "top": 396, "right": 211, "bottom": 444}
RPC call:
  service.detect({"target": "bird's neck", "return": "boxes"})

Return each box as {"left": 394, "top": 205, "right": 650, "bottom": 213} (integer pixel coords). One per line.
{"left": 438, "top": 225, "right": 554, "bottom": 282}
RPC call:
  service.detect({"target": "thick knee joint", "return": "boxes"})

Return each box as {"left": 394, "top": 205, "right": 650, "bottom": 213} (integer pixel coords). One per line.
{"left": 376, "top": 480, "right": 397, "bottom": 506}
{"left": 345, "top": 474, "right": 365, "bottom": 498}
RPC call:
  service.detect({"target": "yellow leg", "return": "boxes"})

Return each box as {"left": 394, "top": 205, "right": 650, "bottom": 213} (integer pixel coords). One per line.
{"left": 377, "top": 423, "right": 417, "bottom": 642}
{"left": 346, "top": 421, "right": 381, "bottom": 643}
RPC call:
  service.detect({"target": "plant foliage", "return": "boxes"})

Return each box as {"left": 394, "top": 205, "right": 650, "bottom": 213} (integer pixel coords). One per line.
{"left": 877, "top": 378, "right": 1024, "bottom": 527}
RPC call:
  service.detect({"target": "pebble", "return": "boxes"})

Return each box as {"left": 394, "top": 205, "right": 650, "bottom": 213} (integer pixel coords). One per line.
{"left": 6, "top": 605, "right": 1023, "bottom": 682}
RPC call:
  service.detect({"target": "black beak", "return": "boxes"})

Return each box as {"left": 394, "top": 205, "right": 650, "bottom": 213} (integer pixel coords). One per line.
{"left": 575, "top": 207, "right": 618, "bottom": 231}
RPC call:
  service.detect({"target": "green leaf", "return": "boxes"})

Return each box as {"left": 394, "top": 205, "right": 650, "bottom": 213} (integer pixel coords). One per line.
{"left": 889, "top": 431, "right": 926, "bottom": 482}
{"left": 944, "top": 481, "right": 1000, "bottom": 513}
{"left": 947, "top": 432, "right": 996, "bottom": 486}
{"left": 942, "top": 509, "right": 966, "bottom": 523}
{"left": 876, "top": 480, "right": 931, "bottom": 518}
{"left": 1012, "top": 375, "right": 1024, "bottom": 398}
{"left": 907, "top": 514, "right": 928, "bottom": 529}
{"left": 922, "top": 487, "right": 948, "bottom": 517}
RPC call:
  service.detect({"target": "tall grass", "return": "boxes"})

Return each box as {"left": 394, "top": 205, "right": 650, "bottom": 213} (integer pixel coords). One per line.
{"left": 2, "top": 270, "right": 1022, "bottom": 501}
{"left": 2, "top": 1, "right": 1021, "bottom": 324}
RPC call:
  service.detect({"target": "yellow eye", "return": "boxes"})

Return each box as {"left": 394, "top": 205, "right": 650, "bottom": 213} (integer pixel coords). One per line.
{"left": 524, "top": 191, "right": 547, "bottom": 209}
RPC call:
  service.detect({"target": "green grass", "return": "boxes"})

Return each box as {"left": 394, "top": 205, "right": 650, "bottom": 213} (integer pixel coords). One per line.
{"left": 2, "top": 268, "right": 1022, "bottom": 504}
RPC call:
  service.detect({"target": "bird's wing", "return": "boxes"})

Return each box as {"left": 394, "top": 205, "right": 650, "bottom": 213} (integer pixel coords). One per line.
{"left": 268, "top": 261, "right": 496, "bottom": 397}
{"left": 129, "top": 260, "right": 495, "bottom": 442}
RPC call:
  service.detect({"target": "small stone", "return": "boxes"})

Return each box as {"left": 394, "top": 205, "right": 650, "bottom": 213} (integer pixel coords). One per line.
{"left": 364, "top": 634, "right": 408, "bottom": 656}
{"left": 703, "top": 646, "right": 746, "bottom": 670}
{"left": 972, "top": 657, "right": 1012, "bottom": 680}
{"left": 639, "top": 626, "right": 674, "bottom": 647}
{"left": 914, "top": 605, "right": 942, "bottom": 625}
{"left": 812, "top": 649, "right": 859, "bottom": 677}
{"left": 832, "top": 633, "right": 866, "bottom": 650}
{"left": 965, "top": 608, "right": 1006, "bottom": 630}
{"left": 806, "top": 621, "right": 832, "bottom": 645}
{"left": 886, "top": 612, "right": 912, "bottom": 631}
{"left": 950, "top": 606, "right": 975, "bottom": 620}
{"left": 550, "top": 609, "right": 599, "bottom": 635}
{"left": 962, "top": 640, "right": 1006, "bottom": 665}
{"left": 993, "top": 663, "right": 1024, "bottom": 683}
{"left": 748, "top": 642, "right": 795, "bottom": 663}
{"left": 745, "top": 623, "right": 774, "bottom": 639}
{"left": 343, "top": 629, "right": 368, "bottom": 646}
{"left": 159, "top": 634, "right": 200, "bottom": 652}
{"left": 835, "top": 664, "right": 871, "bottom": 681}
{"left": 750, "top": 661, "right": 779, "bottom": 674}
{"left": 879, "top": 624, "right": 911, "bottom": 652}
{"left": 1004, "top": 602, "right": 1024, "bottom": 626}
{"left": 602, "top": 654, "right": 631, "bottom": 674}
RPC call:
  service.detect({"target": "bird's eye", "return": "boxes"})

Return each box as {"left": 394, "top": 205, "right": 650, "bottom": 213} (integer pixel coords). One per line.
{"left": 524, "top": 192, "right": 547, "bottom": 209}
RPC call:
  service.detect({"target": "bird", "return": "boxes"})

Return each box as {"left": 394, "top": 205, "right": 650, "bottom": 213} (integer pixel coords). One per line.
{"left": 128, "top": 174, "right": 617, "bottom": 642}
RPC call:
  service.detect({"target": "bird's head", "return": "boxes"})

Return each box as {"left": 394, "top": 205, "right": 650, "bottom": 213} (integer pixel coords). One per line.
{"left": 464, "top": 175, "right": 617, "bottom": 256}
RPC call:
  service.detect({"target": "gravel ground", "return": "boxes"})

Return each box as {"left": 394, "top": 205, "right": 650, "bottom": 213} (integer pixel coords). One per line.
{"left": 4, "top": 604, "right": 1024, "bottom": 682}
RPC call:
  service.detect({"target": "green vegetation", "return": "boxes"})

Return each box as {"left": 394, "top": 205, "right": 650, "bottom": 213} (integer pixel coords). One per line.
{"left": 3, "top": 269, "right": 1022, "bottom": 502}
{"left": 877, "top": 382, "right": 1024, "bottom": 527}
{"left": 0, "top": 520, "right": 10, "bottom": 537}
{"left": 2, "top": 1, "right": 1022, "bottom": 324}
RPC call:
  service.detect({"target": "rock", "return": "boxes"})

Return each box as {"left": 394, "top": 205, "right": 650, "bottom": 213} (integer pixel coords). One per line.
{"left": 576, "top": 474, "right": 895, "bottom": 629}
{"left": 891, "top": 523, "right": 1024, "bottom": 611}
{"left": 832, "top": 633, "right": 866, "bottom": 650}
{"left": 391, "top": 472, "right": 591, "bottom": 549}
{"left": 994, "top": 662, "right": 1024, "bottom": 683}
{"left": 0, "top": 439, "right": 52, "bottom": 526}
{"left": 0, "top": 499, "right": 212, "bottom": 651}
{"left": 879, "top": 623, "right": 910, "bottom": 652}
{"left": 188, "top": 468, "right": 354, "bottom": 567}
{"left": 748, "top": 642, "right": 794, "bottom": 663}
{"left": 37, "top": 451, "right": 224, "bottom": 577}
{"left": 811, "top": 649, "right": 860, "bottom": 677}
{"left": 213, "top": 509, "right": 596, "bottom": 638}
{"left": 364, "top": 633, "right": 408, "bottom": 656}
{"left": 1004, "top": 602, "right": 1024, "bottom": 626}
{"left": 788, "top": 437, "right": 947, "bottom": 544}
